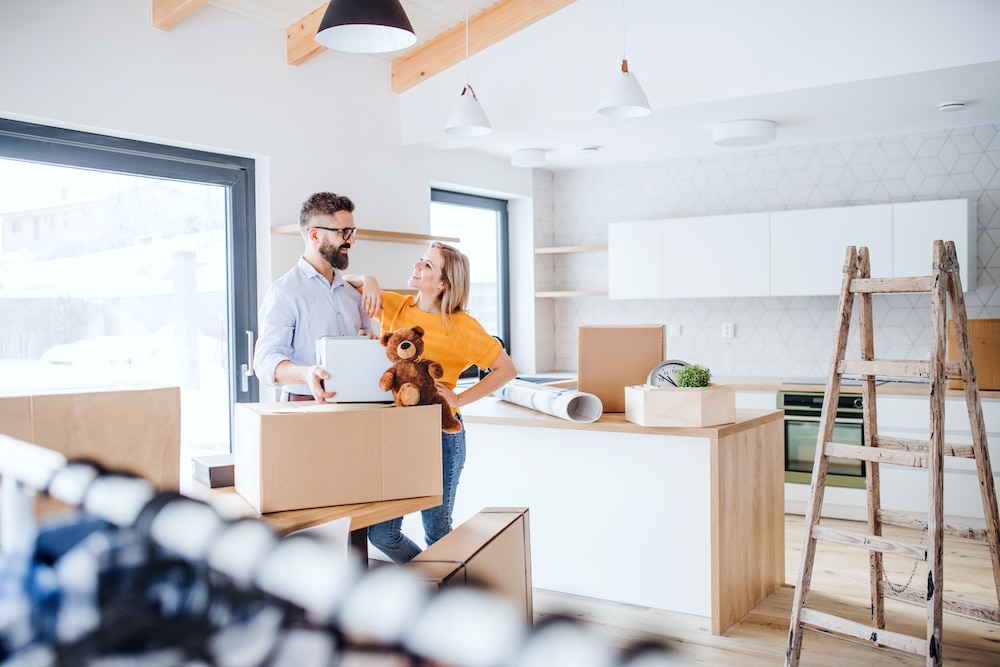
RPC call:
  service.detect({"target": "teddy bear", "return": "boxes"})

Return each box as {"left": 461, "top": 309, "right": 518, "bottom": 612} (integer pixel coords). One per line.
{"left": 379, "top": 326, "right": 463, "bottom": 434}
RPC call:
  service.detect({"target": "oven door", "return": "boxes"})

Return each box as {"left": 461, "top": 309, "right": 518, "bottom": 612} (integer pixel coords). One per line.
{"left": 785, "top": 416, "right": 866, "bottom": 489}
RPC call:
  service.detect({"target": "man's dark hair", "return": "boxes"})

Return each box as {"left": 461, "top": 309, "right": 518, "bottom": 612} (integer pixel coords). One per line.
{"left": 299, "top": 192, "right": 355, "bottom": 227}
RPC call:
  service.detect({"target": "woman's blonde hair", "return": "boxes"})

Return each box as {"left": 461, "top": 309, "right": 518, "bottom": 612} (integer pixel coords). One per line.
{"left": 430, "top": 242, "right": 470, "bottom": 324}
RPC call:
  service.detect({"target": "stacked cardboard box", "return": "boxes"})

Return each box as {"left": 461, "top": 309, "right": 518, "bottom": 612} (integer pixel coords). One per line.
{"left": 233, "top": 402, "right": 442, "bottom": 514}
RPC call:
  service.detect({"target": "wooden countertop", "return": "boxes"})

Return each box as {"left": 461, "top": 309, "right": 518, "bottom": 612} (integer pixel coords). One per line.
{"left": 461, "top": 397, "right": 782, "bottom": 437}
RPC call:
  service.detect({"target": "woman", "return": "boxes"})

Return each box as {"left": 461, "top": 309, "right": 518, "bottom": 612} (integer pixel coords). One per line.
{"left": 347, "top": 242, "right": 517, "bottom": 563}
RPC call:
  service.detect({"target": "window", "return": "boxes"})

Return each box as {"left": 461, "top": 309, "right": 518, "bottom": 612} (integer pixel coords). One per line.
{"left": 430, "top": 189, "right": 510, "bottom": 354}
{"left": 0, "top": 118, "right": 257, "bottom": 461}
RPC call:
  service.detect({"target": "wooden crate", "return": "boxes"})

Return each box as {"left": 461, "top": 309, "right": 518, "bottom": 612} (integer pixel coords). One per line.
{"left": 624, "top": 384, "right": 736, "bottom": 427}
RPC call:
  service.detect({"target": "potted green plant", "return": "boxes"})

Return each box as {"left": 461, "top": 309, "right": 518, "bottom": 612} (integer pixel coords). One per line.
{"left": 674, "top": 364, "right": 711, "bottom": 388}
{"left": 625, "top": 362, "right": 735, "bottom": 427}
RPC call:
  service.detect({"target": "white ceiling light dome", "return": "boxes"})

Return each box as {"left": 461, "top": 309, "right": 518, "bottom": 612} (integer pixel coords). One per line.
{"left": 712, "top": 119, "right": 777, "bottom": 147}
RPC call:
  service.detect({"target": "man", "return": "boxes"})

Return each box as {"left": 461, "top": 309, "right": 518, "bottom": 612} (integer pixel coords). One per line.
{"left": 253, "top": 192, "right": 372, "bottom": 402}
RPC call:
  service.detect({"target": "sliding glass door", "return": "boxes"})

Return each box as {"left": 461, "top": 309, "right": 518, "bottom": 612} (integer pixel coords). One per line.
{"left": 0, "top": 119, "right": 257, "bottom": 458}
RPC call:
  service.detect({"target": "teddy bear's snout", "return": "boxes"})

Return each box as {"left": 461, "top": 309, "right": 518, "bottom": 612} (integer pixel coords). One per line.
{"left": 397, "top": 341, "right": 417, "bottom": 359}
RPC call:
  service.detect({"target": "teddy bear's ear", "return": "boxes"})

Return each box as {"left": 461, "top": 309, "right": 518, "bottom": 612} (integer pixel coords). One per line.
{"left": 380, "top": 331, "right": 392, "bottom": 346}
{"left": 411, "top": 326, "right": 424, "bottom": 337}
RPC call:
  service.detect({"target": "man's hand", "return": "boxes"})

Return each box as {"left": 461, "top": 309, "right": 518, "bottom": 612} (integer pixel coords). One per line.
{"left": 306, "top": 364, "right": 335, "bottom": 403}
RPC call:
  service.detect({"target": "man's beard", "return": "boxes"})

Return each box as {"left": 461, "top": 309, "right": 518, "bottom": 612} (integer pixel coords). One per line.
{"left": 320, "top": 241, "right": 350, "bottom": 270}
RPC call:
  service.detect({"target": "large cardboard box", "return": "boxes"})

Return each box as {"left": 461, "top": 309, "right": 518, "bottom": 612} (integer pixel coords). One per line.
{"left": 624, "top": 384, "right": 736, "bottom": 427}
{"left": 408, "top": 507, "right": 532, "bottom": 624}
{"left": 578, "top": 325, "right": 666, "bottom": 413}
{"left": 233, "top": 402, "right": 442, "bottom": 514}
{"left": 0, "top": 384, "right": 180, "bottom": 490}
{"left": 948, "top": 319, "right": 1000, "bottom": 390}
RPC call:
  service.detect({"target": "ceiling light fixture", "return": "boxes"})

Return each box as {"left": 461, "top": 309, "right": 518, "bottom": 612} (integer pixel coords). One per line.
{"left": 597, "top": 0, "right": 650, "bottom": 118}
{"left": 315, "top": 0, "right": 417, "bottom": 54}
{"left": 444, "top": 0, "right": 492, "bottom": 136}
{"left": 511, "top": 149, "right": 546, "bottom": 168}
{"left": 712, "top": 119, "right": 777, "bottom": 147}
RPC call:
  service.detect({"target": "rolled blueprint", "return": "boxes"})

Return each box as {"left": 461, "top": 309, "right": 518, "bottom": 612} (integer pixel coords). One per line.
{"left": 494, "top": 379, "right": 603, "bottom": 423}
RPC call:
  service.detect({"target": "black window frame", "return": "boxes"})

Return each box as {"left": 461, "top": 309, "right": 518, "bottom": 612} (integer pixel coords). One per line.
{"left": 0, "top": 117, "right": 259, "bottom": 407}
{"left": 430, "top": 188, "right": 511, "bottom": 355}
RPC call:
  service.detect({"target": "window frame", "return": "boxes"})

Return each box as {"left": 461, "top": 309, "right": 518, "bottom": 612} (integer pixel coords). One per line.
{"left": 0, "top": 117, "right": 259, "bottom": 405}
{"left": 430, "top": 188, "right": 510, "bottom": 354}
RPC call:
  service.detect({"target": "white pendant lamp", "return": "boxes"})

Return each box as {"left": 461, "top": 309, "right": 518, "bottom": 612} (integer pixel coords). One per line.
{"left": 597, "top": 0, "right": 651, "bottom": 118}
{"left": 444, "top": 0, "right": 492, "bottom": 136}
{"left": 315, "top": 0, "right": 417, "bottom": 54}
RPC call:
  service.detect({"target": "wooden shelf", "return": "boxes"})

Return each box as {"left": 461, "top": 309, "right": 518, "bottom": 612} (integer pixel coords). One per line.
{"left": 535, "top": 290, "right": 609, "bottom": 298}
{"left": 271, "top": 224, "right": 459, "bottom": 245}
{"left": 534, "top": 245, "right": 607, "bottom": 254}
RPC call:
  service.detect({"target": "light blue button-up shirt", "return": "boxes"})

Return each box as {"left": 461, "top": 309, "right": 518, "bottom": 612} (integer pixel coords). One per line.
{"left": 253, "top": 257, "right": 372, "bottom": 396}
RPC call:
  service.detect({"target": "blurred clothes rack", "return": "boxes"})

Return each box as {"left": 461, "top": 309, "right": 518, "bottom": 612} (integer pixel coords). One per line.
{"left": 0, "top": 435, "right": 677, "bottom": 667}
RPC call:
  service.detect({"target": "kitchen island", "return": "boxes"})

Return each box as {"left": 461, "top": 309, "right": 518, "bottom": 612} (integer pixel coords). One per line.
{"left": 451, "top": 398, "right": 785, "bottom": 635}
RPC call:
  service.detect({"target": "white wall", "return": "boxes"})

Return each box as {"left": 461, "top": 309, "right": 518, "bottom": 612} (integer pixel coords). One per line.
{"left": 0, "top": 0, "right": 536, "bottom": 372}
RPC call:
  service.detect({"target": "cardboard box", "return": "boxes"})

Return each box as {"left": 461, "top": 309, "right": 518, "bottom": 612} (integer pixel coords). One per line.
{"left": 233, "top": 402, "right": 442, "bottom": 514}
{"left": 408, "top": 507, "right": 532, "bottom": 624}
{"left": 0, "top": 384, "right": 180, "bottom": 490}
{"left": 578, "top": 325, "right": 666, "bottom": 413}
{"left": 624, "top": 383, "right": 736, "bottom": 427}
{"left": 948, "top": 319, "right": 1000, "bottom": 390}
{"left": 192, "top": 453, "right": 235, "bottom": 488}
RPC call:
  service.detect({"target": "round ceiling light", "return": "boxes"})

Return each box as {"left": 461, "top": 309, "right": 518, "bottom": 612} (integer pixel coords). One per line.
{"left": 712, "top": 119, "right": 777, "bottom": 147}
{"left": 938, "top": 101, "right": 966, "bottom": 112}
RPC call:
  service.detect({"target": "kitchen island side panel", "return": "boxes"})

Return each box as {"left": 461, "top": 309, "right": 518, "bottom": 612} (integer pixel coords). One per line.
{"left": 454, "top": 421, "right": 714, "bottom": 617}
{"left": 711, "top": 418, "right": 786, "bottom": 634}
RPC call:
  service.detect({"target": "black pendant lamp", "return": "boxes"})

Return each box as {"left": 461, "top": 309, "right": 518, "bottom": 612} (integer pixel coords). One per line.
{"left": 316, "top": 0, "right": 417, "bottom": 54}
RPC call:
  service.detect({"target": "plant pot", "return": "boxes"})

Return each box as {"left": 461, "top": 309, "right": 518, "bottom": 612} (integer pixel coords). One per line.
{"left": 624, "top": 383, "right": 736, "bottom": 427}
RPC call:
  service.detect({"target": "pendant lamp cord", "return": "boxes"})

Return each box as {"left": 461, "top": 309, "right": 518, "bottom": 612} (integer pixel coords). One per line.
{"left": 621, "top": 0, "right": 628, "bottom": 61}
{"left": 464, "top": 0, "right": 471, "bottom": 86}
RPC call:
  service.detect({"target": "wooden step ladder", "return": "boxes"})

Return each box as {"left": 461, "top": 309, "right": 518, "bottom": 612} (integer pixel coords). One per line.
{"left": 785, "top": 240, "right": 1000, "bottom": 666}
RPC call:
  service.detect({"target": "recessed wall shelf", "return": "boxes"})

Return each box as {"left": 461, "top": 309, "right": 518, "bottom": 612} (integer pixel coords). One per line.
{"left": 535, "top": 290, "right": 609, "bottom": 298}
{"left": 270, "top": 224, "right": 459, "bottom": 245}
{"left": 534, "top": 244, "right": 607, "bottom": 254}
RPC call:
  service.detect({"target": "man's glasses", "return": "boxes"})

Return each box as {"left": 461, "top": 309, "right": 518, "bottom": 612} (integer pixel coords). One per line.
{"left": 313, "top": 226, "right": 358, "bottom": 241}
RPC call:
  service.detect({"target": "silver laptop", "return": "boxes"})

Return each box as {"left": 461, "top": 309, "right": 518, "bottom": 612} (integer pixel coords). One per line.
{"left": 315, "top": 336, "right": 394, "bottom": 403}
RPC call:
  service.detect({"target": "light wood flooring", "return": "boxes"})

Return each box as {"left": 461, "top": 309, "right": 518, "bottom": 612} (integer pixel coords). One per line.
{"left": 533, "top": 514, "right": 1000, "bottom": 665}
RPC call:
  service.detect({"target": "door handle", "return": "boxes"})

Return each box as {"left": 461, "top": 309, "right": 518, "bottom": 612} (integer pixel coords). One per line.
{"left": 240, "top": 330, "right": 255, "bottom": 393}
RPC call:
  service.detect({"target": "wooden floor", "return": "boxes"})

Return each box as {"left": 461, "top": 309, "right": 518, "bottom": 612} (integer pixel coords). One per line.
{"left": 533, "top": 514, "right": 1000, "bottom": 665}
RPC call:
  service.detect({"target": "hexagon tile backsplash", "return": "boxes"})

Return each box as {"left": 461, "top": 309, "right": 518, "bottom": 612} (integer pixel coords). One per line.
{"left": 538, "top": 124, "right": 1000, "bottom": 378}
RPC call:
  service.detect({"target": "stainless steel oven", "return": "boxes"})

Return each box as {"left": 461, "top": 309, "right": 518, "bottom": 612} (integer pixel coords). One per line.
{"left": 778, "top": 391, "right": 865, "bottom": 489}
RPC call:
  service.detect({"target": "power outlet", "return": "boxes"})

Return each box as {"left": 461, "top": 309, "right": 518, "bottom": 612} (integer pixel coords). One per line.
{"left": 721, "top": 322, "right": 735, "bottom": 338}
{"left": 668, "top": 324, "right": 682, "bottom": 337}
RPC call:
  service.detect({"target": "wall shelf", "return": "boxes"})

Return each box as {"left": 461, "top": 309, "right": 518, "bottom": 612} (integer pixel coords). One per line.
{"left": 271, "top": 224, "right": 459, "bottom": 245}
{"left": 534, "top": 244, "right": 607, "bottom": 254}
{"left": 535, "top": 290, "right": 609, "bottom": 298}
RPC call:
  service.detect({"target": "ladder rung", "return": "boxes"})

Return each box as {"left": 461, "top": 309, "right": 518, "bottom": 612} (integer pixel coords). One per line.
{"left": 839, "top": 359, "right": 962, "bottom": 378}
{"left": 878, "top": 509, "right": 992, "bottom": 542}
{"left": 872, "top": 434, "right": 976, "bottom": 459}
{"left": 811, "top": 524, "right": 927, "bottom": 560}
{"left": 879, "top": 583, "right": 1000, "bottom": 623}
{"left": 798, "top": 607, "right": 925, "bottom": 656}
{"left": 825, "top": 441, "right": 926, "bottom": 467}
{"left": 850, "top": 276, "right": 935, "bottom": 293}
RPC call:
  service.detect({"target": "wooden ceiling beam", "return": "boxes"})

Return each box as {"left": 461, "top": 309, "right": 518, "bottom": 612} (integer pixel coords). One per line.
{"left": 152, "top": 0, "right": 210, "bottom": 31}
{"left": 287, "top": 3, "right": 328, "bottom": 67}
{"left": 391, "top": 0, "right": 577, "bottom": 93}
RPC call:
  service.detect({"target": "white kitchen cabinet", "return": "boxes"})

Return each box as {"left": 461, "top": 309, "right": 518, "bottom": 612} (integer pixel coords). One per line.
{"left": 770, "top": 203, "right": 894, "bottom": 296}
{"left": 608, "top": 219, "right": 663, "bottom": 299}
{"left": 892, "top": 198, "right": 977, "bottom": 289}
{"left": 660, "top": 212, "right": 770, "bottom": 298}
{"left": 609, "top": 213, "right": 769, "bottom": 299}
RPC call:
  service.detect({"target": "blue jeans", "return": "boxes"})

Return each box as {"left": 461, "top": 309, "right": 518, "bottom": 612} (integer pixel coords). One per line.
{"left": 368, "top": 415, "right": 466, "bottom": 563}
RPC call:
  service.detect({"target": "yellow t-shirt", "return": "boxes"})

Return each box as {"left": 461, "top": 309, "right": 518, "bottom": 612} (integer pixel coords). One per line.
{"left": 378, "top": 291, "right": 502, "bottom": 390}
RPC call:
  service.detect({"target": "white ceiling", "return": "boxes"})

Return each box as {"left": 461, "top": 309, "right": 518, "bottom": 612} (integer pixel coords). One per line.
{"left": 207, "top": 0, "right": 1000, "bottom": 171}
